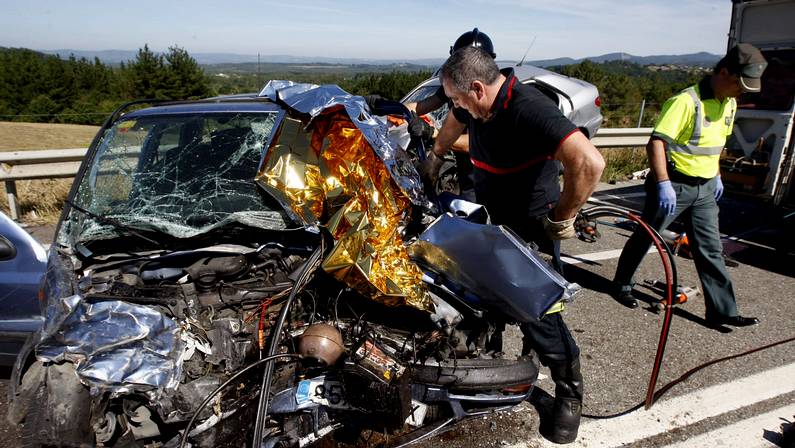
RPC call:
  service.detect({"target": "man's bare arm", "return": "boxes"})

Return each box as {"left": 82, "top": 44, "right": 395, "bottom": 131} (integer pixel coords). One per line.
{"left": 553, "top": 131, "right": 606, "bottom": 220}
{"left": 450, "top": 133, "right": 469, "bottom": 153}
{"left": 432, "top": 113, "right": 467, "bottom": 156}
{"left": 646, "top": 137, "right": 669, "bottom": 182}
{"left": 415, "top": 95, "right": 445, "bottom": 116}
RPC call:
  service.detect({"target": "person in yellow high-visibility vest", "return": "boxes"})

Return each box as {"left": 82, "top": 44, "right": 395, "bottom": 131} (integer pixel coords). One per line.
{"left": 613, "top": 44, "right": 766, "bottom": 329}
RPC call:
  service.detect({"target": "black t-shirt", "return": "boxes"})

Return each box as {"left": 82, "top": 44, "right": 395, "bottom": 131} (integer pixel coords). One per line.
{"left": 452, "top": 68, "right": 578, "bottom": 223}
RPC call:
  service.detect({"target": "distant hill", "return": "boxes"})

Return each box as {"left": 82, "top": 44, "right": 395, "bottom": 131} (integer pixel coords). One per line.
{"left": 39, "top": 48, "right": 721, "bottom": 69}
{"left": 39, "top": 49, "right": 444, "bottom": 67}
{"left": 527, "top": 52, "right": 720, "bottom": 68}
{"left": 203, "top": 62, "right": 433, "bottom": 76}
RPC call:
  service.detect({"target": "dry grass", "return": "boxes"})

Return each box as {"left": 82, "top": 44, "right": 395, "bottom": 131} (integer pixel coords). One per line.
{"left": 600, "top": 147, "right": 649, "bottom": 184}
{"left": 0, "top": 121, "right": 99, "bottom": 223}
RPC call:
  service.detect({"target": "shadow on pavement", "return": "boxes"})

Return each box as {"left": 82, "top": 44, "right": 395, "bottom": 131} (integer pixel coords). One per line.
{"left": 563, "top": 264, "right": 734, "bottom": 333}
{"left": 590, "top": 184, "right": 795, "bottom": 279}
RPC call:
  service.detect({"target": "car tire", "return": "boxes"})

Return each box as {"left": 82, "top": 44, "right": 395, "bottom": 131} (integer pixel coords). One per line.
{"left": 16, "top": 362, "right": 94, "bottom": 447}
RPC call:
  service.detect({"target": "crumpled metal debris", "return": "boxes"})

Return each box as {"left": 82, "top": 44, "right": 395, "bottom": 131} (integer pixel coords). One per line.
{"left": 409, "top": 214, "right": 580, "bottom": 320}
{"left": 36, "top": 294, "right": 185, "bottom": 395}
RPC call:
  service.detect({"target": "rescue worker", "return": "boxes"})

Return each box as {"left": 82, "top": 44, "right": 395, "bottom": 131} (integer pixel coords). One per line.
{"left": 412, "top": 29, "right": 498, "bottom": 201}
{"left": 612, "top": 44, "right": 765, "bottom": 330}
{"left": 370, "top": 28, "right": 496, "bottom": 200}
{"left": 427, "top": 46, "right": 605, "bottom": 444}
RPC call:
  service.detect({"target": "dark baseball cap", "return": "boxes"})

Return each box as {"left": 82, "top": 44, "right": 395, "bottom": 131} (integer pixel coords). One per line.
{"left": 718, "top": 43, "right": 767, "bottom": 93}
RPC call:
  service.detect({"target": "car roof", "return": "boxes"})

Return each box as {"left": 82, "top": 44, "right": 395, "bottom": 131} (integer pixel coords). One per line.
{"left": 422, "top": 62, "right": 592, "bottom": 94}
{"left": 506, "top": 62, "right": 594, "bottom": 94}
{"left": 122, "top": 98, "right": 281, "bottom": 119}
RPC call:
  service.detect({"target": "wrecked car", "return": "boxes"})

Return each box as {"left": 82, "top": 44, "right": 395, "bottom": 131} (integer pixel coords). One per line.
{"left": 8, "top": 81, "right": 579, "bottom": 447}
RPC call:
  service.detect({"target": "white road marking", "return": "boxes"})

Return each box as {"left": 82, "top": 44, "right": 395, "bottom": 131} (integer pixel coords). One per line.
{"left": 661, "top": 403, "right": 795, "bottom": 448}
{"left": 561, "top": 248, "right": 656, "bottom": 265}
{"left": 506, "top": 362, "right": 795, "bottom": 448}
{"left": 593, "top": 191, "right": 647, "bottom": 201}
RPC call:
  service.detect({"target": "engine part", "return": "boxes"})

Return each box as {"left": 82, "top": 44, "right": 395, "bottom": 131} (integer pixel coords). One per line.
{"left": 92, "top": 411, "right": 117, "bottom": 444}
{"left": 298, "top": 323, "right": 345, "bottom": 366}
{"left": 351, "top": 338, "right": 405, "bottom": 384}
{"left": 186, "top": 255, "right": 249, "bottom": 289}
{"left": 124, "top": 403, "right": 161, "bottom": 439}
{"left": 428, "top": 291, "right": 463, "bottom": 334}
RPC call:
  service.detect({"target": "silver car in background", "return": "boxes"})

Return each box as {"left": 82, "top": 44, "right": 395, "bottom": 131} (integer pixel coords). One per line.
{"left": 402, "top": 62, "right": 603, "bottom": 138}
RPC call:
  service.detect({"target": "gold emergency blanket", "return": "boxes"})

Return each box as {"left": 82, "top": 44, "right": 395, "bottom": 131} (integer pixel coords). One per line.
{"left": 256, "top": 113, "right": 430, "bottom": 312}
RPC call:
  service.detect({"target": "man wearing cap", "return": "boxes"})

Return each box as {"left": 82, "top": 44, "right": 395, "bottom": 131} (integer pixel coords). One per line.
{"left": 411, "top": 28, "right": 499, "bottom": 201}
{"left": 612, "top": 44, "right": 767, "bottom": 329}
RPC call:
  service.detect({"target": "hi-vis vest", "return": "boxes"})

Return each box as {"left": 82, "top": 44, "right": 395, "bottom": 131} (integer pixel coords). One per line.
{"left": 653, "top": 83, "right": 736, "bottom": 178}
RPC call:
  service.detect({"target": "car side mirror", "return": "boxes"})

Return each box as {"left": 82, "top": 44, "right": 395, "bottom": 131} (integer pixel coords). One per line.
{"left": 0, "top": 236, "right": 17, "bottom": 261}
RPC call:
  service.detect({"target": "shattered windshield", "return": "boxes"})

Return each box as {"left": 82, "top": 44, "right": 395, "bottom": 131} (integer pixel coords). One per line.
{"left": 68, "top": 110, "right": 291, "bottom": 242}
{"left": 403, "top": 84, "right": 450, "bottom": 127}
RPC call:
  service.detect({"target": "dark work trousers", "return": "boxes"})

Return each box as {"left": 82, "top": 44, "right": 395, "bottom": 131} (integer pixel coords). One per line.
{"left": 613, "top": 176, "right": 739, "bottom": 319}
{"left": 498, "top": 213, "right": 580, "bottom": 391}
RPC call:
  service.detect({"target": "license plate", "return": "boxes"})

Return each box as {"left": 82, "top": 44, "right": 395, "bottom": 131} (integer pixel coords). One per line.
{"left": 295, "top": 377, "right": 351, "bottom": 409}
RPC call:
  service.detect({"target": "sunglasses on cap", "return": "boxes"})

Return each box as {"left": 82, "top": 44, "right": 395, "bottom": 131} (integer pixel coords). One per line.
{"left": 741, "top": 62, "right": 767, "bottom": 78}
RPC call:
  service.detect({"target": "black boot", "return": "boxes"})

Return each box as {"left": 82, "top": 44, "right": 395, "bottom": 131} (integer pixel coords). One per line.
{"left": 540, "top": 357, "right": 584, "bottom": 444}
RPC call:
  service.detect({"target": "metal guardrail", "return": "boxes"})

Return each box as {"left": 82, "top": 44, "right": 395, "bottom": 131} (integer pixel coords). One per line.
{"left": 590, "top": 127, "right": 653, "bottom": 148}
{"left": 0, "top": 128, "right": 653, "bottom": 220}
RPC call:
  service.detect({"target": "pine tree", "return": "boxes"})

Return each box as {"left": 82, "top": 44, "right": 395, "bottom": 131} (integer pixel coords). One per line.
{"left": 163, "top": 46, "right": 210, "bottom": 100}
{"left": 125, "top": 44, "right": 166, "bottom": 99}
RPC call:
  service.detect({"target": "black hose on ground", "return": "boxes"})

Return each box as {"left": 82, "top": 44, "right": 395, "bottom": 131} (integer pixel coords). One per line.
{"left": 582, "top": 335, "right": 795, "bottom": 419}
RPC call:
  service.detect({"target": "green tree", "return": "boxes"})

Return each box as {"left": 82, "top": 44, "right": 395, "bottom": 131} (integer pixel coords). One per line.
{"left": 22, "top": 94, "right": 59, "bottom": 122}
{"left": 163, "top": 46, "right": 211, "bottom": 99}
{"left": 124, "top": 44, "right": 166, "bottom": 99}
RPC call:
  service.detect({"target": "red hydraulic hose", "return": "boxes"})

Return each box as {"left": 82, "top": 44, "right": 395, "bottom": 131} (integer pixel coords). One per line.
{"left": 581, "top": 206, "right": 676, "bottom": 409}
{"left": 627, "top": 213, "right": 675, "bottom": 409}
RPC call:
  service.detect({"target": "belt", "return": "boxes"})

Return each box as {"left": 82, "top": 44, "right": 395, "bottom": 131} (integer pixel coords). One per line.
{"left": 668, "top": 166, "right": 712, "bottom": 186}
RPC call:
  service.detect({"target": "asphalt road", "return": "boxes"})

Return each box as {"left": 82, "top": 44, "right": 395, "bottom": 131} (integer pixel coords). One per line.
{"left": 2, "top": 180, "right": 794, "bottom": 447}
{"left": 415, "top": 180, "right": 795, "bottom": 447}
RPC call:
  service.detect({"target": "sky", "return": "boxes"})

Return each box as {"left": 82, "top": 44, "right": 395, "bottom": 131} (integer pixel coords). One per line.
{"left": 0, "top": 0, "right": 733, "bottom": 61}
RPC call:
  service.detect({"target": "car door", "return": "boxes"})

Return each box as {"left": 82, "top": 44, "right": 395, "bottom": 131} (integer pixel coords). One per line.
{"left": 0, "top": 212, "right": 47, "bottom": 365}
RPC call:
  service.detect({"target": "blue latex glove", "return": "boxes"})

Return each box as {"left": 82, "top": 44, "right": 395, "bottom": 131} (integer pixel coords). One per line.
{"left": 714, "top": 175, "right": 724, "bottom": 201}
{"left": 657, "top": 180, "right": 677, "bottom": 216}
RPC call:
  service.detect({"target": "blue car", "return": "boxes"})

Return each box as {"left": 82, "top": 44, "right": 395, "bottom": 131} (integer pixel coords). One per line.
{"left": 0, "top": 212, "right": 46, "bottom": 365}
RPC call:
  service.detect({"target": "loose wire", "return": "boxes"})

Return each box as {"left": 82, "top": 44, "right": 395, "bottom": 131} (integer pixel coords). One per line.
{"left": 178, "top": 353, "right": 300, "bottom": 448}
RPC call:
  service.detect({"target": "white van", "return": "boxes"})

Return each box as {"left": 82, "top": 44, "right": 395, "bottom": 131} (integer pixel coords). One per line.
{"left": 721, "top": 0, "right": 795, "bottom": 207}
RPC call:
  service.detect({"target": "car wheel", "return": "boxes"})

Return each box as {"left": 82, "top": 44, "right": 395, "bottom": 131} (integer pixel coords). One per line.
{"left": 15, "top": 362, "right": 94, "bottom": 447}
